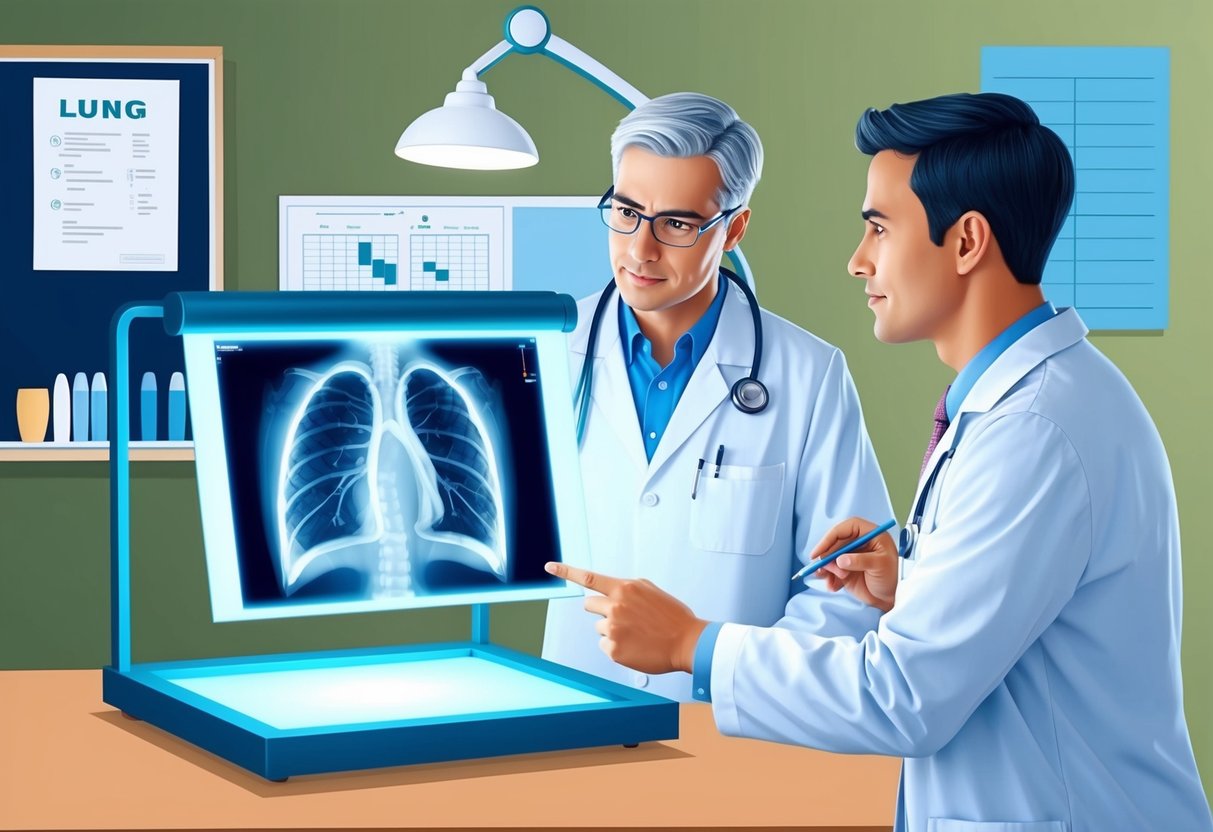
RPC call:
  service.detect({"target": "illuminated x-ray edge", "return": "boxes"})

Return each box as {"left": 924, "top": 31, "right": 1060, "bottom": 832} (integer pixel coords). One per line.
{"left": 184, "top": 329, "right": 586, "bottom": 622}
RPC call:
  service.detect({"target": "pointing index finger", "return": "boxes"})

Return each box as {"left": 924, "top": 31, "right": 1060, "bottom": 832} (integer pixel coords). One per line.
{"left": 545, "top": 561, "right": 622, "bottom": 594}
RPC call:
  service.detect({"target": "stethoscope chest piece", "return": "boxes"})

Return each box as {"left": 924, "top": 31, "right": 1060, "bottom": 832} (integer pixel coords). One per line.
{"left": 731, "top": 377, "right": 769, "bottom": 414}
{"left": 898, "top": 524, "right": 918, "bottom": 559}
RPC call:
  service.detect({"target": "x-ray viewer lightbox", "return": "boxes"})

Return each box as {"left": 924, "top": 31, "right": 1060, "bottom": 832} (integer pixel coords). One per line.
{"left": 181, "top": 295, "right": 587, "bottom": 621}
{"left": 105, "top": 292, "right": 676, "bottom": 782}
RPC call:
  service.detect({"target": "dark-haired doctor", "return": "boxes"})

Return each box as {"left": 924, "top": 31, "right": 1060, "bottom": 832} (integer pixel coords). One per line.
{"left": 548, "top": 92, "right": 1211, "bottom": 832}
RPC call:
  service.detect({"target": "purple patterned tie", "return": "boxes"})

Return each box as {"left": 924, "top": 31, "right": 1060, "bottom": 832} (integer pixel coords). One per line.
{"left": 920, "top": 385, "right": 951, "bottom": 476}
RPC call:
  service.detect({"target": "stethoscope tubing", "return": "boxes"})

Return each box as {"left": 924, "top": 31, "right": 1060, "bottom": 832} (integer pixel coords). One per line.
{"left": 574, "top": 266, "right": 766, "bottom": 445}
{"left": 898, "top": 447, "right": 956, "bottom": 559}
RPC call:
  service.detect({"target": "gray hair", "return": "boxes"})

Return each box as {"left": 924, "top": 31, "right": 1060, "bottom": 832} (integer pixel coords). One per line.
{"left": 610, "top": 92, "right": 764, "bottom": 210}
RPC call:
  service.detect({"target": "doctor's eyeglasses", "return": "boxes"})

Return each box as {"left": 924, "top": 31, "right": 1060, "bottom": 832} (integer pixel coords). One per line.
{"left": 598, "top": 186, "right": 740, "bottom": 248}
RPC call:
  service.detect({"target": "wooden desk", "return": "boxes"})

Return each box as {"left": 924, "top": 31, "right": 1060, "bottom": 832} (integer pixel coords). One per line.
{"left": 0, "top": 670, "right": 900, "bottom": 830}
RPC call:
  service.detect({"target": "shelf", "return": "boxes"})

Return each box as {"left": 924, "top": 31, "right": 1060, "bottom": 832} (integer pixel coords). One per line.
{"left": 0, "top": 441, "right": 194, "bottom": 462}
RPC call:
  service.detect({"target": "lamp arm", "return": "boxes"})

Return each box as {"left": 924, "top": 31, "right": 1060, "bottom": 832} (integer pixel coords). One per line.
{"left": 538, "top": 35, "right": 649, "bottom": 109}
{"left": 468, "top": 24, "right": 649, "bottom": 110}
{"left": 465, "top": 40, "right": 513, "bottom": 79}
{"left": 459, "top": 8, "right": 755, "bottom": 289}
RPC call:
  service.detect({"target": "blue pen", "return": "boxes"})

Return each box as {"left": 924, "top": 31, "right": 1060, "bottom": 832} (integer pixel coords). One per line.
{"left": 791, "top": 519, "right": 897, "bottom": 582}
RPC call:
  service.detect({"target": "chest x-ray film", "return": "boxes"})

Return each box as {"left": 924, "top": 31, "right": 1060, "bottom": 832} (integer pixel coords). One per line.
{"left": 180, "top": 294, "right": 586, "bottom": 621}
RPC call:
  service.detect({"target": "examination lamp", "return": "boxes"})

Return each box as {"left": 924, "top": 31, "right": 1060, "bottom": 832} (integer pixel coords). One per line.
{"left": 394, "top": 5, "right": 648, "bottom": 170}
{"left": 394, "top": 5, "right": 756, "bottom": 286}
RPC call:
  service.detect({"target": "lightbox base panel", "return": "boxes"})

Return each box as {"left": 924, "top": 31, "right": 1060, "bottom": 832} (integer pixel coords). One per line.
{"left": 102, "top": 641, "right": 678, "bottom": 780}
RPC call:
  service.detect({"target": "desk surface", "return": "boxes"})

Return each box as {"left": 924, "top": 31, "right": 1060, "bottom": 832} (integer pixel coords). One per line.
{"left": 0, "top": 670, "right": 900, "bottom": 831}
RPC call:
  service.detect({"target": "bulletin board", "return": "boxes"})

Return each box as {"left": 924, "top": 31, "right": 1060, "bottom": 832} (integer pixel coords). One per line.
{"left": 0, "top": 46, "right": 221, "bottom": 459}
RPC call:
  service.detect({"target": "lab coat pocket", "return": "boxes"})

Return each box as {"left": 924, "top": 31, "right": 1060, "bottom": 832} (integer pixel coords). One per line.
{"left": 689, "top": 462, "right": 784, "bottom": 556}
{"left": 927, "top": 820, "right": 1069, "bottom": 832}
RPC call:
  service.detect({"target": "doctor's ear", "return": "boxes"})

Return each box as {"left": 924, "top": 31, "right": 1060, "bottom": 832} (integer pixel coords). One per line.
{"left": 723, "top": 208, "right": 751, "bottom": 251}
{"left": 951, "top": 211, "right": 993, "bottom": 276}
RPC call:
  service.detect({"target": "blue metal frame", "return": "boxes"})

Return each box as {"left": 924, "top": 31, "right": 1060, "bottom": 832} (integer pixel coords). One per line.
{"left": 102, "top": 643, "right": 677, "bottom": 781}
{"left": 103, "top": 297, "right": 677, "bottom": 781}
{"left": 473, "top": 604, "right": 490, "bottom": 643}
{"left": 110, "top": 302, "right": 166, "bottom": 672}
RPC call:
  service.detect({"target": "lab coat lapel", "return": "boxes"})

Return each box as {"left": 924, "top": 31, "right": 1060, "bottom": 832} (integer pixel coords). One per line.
{"left": 577, "top": 291, "right": 650, "bottom": 473}
{"left": 645, "top": 284, "right": 753, "bottom": 479}
{"left": 958, "top": 307, "right": 1089, "bottom": 416}
{"left": 907, "top": 308, "right": 1090, "bottom": 511}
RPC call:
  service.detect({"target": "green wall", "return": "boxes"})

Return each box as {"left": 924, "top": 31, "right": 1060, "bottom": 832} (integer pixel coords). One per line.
{"left": 2, "top": 0, "right": 1209, "bottom": 797}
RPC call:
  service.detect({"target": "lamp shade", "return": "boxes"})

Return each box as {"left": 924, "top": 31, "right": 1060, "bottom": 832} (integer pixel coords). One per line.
{"left": 395, "top": 78, "right": 538, "bottom": 170}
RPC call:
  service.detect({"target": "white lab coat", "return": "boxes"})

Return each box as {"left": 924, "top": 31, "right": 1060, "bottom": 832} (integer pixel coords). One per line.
{"left": 542, "top": 281, "right": 894, "bottom": 702}
{"left": 709, "top": 308, "right": 1212, "bottom": 831}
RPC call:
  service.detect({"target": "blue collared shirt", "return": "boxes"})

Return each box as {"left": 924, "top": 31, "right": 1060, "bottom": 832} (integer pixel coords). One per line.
{"left": 691, "top": 300, "right": 1059, "bottom": 703}
{"left": 619, "top": 276, "right": 727, "bottom": 461}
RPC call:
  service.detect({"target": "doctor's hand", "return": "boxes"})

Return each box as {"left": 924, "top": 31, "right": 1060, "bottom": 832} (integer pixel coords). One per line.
{"left": 544, "top": 562, "right": 708, "bottom": 675}
{"left": 808, "top": 517, "right": 899, "bottom": 613}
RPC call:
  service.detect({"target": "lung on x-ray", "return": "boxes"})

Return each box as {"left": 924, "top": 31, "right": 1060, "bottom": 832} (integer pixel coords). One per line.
{"left": 203, "top": 335, "right": 563, "bottom": 618}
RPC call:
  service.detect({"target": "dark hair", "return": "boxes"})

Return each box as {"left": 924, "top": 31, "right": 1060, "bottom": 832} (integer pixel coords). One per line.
{"left": 855, "top": 92, "right": 1074, "bottom": 285}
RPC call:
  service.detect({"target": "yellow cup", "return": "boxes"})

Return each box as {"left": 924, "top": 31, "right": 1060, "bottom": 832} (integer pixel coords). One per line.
{"left": 16, "top": 387, "right": 50, "bottom": 443}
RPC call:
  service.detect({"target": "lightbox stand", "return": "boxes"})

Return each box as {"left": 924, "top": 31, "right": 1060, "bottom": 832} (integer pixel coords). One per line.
{"left": 101, "top": 296, "right": 678, "bottom": 782}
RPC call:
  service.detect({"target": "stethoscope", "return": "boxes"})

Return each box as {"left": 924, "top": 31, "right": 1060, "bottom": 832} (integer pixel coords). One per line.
{"left": 573, "top": 265, "right": 768, "bottom": 446}
{"left": 898, "top": 447, "right": 956, "bottom": 560}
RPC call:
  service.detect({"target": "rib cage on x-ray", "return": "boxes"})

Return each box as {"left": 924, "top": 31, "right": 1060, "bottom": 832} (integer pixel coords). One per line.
{"left": 401, "top": 368, "right": 501, "bottom": 549}
{"left": 281, "top": 372, "right": 376, "bottom": 563}
{"left": 276, "top": 344, "right": 507, "bottom": 599}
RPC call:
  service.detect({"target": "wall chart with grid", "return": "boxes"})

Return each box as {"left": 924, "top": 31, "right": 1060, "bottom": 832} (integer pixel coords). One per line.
{"left": 301, "top": 233, "right": 400, "bottom": 290}
{"left": 982, "top": 46, "right": 1170, "bottom": 330}
{"left": 280, "top": 197, "right": 605, "bottom": 295}
{"left": 410, "top": 233, "right": 490, "bottom": 291}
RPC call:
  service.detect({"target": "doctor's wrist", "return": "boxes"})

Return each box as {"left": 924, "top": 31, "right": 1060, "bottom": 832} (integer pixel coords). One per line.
{"left": 676, "top": 618, "right": 709, "bottom": 674}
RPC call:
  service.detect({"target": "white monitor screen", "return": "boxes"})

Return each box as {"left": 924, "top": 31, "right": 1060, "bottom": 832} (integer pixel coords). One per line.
{"left": 184, "top": 329, "right": 586, "bottom": 621}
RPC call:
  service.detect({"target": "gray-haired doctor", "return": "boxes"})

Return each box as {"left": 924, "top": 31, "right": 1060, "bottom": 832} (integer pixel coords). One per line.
{"left": 542, "top": 92, "right": 894, "bottom": 701}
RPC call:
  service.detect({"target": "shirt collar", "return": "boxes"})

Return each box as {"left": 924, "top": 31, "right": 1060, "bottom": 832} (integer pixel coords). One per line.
{"left": 619, "top": 274, "right": 727, "bottom": 368}
{"left": 946, "top": 301, "right": 1058, "bottom": 420}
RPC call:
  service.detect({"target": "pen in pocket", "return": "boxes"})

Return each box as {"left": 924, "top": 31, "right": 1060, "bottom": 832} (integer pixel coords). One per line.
{"left": 691, "top": 457, "right": 705, "bottom": 499}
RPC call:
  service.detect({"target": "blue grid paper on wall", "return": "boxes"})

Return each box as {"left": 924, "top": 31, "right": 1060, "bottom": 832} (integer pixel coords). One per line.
{"left": 982, "top": 46, "right": 1170, "bottom": 330}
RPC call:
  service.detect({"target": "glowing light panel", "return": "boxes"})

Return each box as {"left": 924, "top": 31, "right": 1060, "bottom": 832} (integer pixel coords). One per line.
{"left": 167, "top": 656, "right": 607, "bottom": 729}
